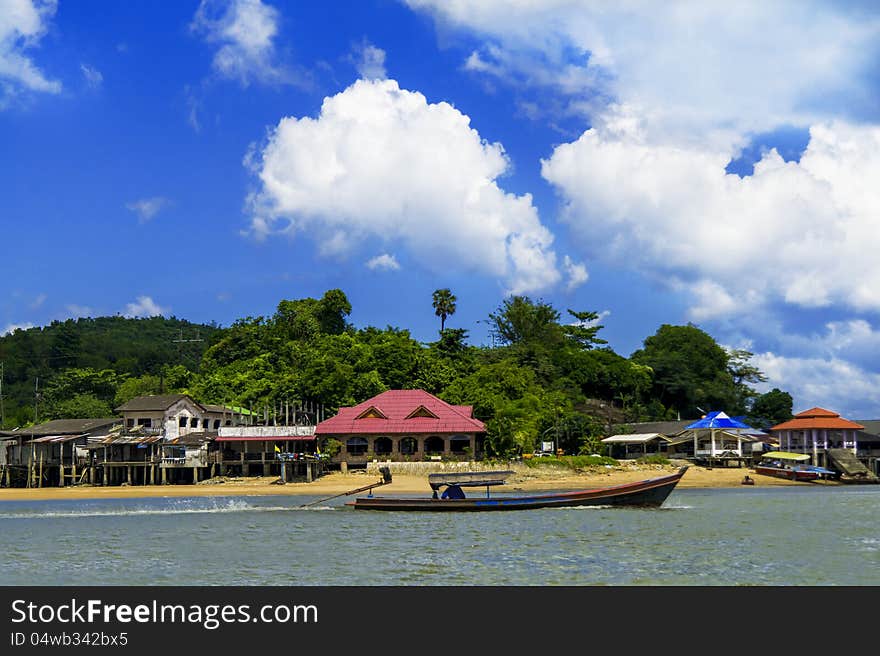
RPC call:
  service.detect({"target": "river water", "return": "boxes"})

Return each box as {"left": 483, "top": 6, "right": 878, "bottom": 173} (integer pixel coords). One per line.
{"left": 1, "top": 485, "right": 878, "bottom": 586}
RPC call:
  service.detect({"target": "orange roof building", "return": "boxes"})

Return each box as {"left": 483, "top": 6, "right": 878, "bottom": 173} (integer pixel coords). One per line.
{"left": 769, "top": 407, "right": 864, "bottom": 460}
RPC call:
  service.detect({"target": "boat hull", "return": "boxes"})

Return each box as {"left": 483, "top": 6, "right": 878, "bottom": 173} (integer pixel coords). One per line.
{"left": 347, "top": 466, "right": 687, "bottom": 511}
{"left": 754, "top": 465, "right": 819, "bottom": 482}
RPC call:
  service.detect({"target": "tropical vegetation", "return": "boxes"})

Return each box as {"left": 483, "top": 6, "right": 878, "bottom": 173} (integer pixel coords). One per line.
{"left": 0, "top": 289, "right": 792, "bottom": 457}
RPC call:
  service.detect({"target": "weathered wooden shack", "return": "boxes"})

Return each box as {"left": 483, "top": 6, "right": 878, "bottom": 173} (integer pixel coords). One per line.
{"left": 0, "top": 418, "right": 121, "bottom": 488}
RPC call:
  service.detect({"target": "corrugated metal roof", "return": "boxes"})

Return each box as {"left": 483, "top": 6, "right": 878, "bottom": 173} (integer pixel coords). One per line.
{"left": 601, "top": 433, "right": 666, "bottom": 444}
{"left": 166, "top": 432, "right": 217, "bottom": 446}
{"left": 30, "top": 434, "right": 87, "bottom": 443}
{"left": 316, "top": 390, "right": 485, "bottom": 435}
{"left": 2, "top": 418, "right": 120, "bottom": 437}
{"left": 114, "top": 394, "right": 203, "bottom": 413}
{"left": 93, "top": 434, "right": 165, "bottom": 445}
{"left": 610, "top": 420, "right": 693, "bottom": 436}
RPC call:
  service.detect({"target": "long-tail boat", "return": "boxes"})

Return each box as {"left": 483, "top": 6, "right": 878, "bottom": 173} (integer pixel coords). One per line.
{"left": 346, "top": 466, "right": 688, "bottom": 511}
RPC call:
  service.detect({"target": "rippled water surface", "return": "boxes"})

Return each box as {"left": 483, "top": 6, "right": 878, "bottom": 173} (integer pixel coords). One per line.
{"left": 2, "top": 486, "right": 879, "bottom": 585}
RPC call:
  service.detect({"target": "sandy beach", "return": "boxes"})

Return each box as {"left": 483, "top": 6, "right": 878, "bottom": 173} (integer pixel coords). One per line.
{"left": 0, "top": 461, "right": 834, "bottom": 502}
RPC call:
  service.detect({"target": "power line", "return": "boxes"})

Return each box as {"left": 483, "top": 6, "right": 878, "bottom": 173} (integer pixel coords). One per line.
{"left": 171, "top": 329, "right": 204, "bottom": 364}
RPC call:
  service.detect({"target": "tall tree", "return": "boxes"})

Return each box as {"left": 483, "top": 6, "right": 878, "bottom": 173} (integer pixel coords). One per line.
{"left": 487, "top": 296, "right": 562, "bottom": 346}
{"left": 748, "top": 388, "right": 793, "bottom": 429}
{"left": 432, "top": 288, "right": 457, "bottom": 332}
{"left": 631, "top": 323, "right": 736, "bottom": 418}
{"left": 563, "top": 309, "right": 608, "bottom": 350}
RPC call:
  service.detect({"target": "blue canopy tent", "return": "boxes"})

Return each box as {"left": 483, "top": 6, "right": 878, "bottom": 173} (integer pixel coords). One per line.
{"left": 685, "top": 411, "right": 751, "bottom": 431}
{"left": 683, "top": 411, "right": 754, "bottom": 464}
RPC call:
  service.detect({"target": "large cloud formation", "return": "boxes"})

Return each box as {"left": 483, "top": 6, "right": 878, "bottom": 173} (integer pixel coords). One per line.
{"left": 404, "top": 0, "right": 880, "bottom": 415}
{"left": 406, "top": 0, "right": 880, "bottom": 139}
{"left": 541, "top": 116, "right": 880, "bottom": 316}
{"left": 247, "top": 77, "right": 565, "bottom": 294}
{"left": 0, "top": 0, "right": 60, "bottom": 104}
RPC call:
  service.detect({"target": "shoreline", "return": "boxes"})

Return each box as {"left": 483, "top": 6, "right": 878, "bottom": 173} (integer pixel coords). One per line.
{"left": 0, "top": 463, "right": 835, "bottom": 502}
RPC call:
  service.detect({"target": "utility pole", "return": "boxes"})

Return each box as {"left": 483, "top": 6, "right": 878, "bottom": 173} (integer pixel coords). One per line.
{"left": 34, "top": 377, "right": 40, "bottom": 425}
{"left": 172, "top": 329, "right": 204, "bottom": 364}
{"left": 0, "top": 362, "right": 5, "bottom": 430}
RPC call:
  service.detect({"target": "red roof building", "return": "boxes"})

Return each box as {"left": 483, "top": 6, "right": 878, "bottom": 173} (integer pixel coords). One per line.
{"left": 316, "top": 389, "right": 486, "bottom": 464}
{"left": 769, "top": 407, "right": 865, "bottom": 463}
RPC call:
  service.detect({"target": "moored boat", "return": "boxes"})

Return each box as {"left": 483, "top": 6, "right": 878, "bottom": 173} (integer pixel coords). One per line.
{"left": 754, "top": 451, "right": 836, "bottom": 482}
{"left": 346, "top": 466, "right": 688, "bottom": 511}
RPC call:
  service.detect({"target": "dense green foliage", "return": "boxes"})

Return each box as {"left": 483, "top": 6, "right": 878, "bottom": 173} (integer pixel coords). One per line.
{"left": 0, "top": 289, "right": 791, "bottom": 456}
{"left": 0, "top": 316, "right": 221, "bottom": 426}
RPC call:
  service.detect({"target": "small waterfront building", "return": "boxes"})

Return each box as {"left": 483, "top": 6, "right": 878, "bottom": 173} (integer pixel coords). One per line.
{"left": 0, "top": 417, "right": 121, "bottom": 487}
{"left": 113, "top": 394, "right": 252, "bottom": 440}
{"left": 769, "top": 407, "right": 865, "bottom": 469}
{"left": 601, "top": 433, "right": 669, "bottom": 460}
{"left": 665, "top": 411, "right": 764, "bottom": 467}
{"left": 316, "top": 389, "right": 487, "bottom": 467}
{"left": 214, "top": 424, "right": 320, "bottom": 481}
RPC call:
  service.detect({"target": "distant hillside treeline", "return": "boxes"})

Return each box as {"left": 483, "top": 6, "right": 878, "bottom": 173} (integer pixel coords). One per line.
{"left": 0, "top": 316, "right": 222, "bottom": 426}
{"left": 0, "top": 290, "right": 795, "bottom": 456}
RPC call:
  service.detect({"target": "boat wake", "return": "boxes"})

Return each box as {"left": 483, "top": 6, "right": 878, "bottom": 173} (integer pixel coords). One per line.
{"left": 0, "top": 498, "right": 336, "bottom": 519}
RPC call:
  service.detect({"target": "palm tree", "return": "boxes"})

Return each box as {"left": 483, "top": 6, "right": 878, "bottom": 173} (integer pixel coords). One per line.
{"left": 432, "top": 288, "right": 457, "bottom": 332}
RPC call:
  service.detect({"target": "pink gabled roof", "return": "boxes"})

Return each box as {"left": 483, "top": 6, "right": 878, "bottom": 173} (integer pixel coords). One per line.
{"left": 315, "top": 389, "right": 486, "bottom": 435}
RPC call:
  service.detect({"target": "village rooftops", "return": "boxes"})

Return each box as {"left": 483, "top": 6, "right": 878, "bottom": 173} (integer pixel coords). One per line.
{"left": 316, "top": 389, "right": 485, "bottom": 435}
{"left": 202, "top": 404, "right": 255, "bottom": 416}
{"left": 0, "top": 417, "right": 120, "bottom": 438}
{"left": 113, "top": 393, "right": 204, "bottom": 414}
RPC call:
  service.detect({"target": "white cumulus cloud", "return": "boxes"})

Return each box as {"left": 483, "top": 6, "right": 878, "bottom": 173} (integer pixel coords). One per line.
{"left": 126, "top": 196, "right": 170, "bottom": 223}
{"left": 353, "top": 40, "right": 386, "bottom": 80}
{"left": 541, "top": 115, "right": 880, "bottom": 317}
{"left": 562, "top": 255, "right": 587, "bottom": 291}
{"left": 406, "top": 1, "right": 880, "bottom": 140}
{"left": 246, "top": 78, "right": 562, "bottom": 295}
{"left": 2, "top": 321, "right": 34, "bottom": 335}
{"left": 190, "top": 0, "right": 286, "bottom": 86}
{"left": 123, "top": 296, "right": 167, "bottom": 318}
{"left": 0, "top": 0, "right": 61, "bottom": 104}
{"left": 752, "top": 350, "right": 880, "bottom": 420}
{"left": 366, "top": 253, "right": 400, "bottom": 271}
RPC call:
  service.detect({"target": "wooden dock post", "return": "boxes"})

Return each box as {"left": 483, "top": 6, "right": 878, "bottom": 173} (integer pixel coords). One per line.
{"left": 38, "top": 452, "right": 43, "bottom": 488}
{"left": 161, "top": 466, "right": 167, "bottom": 485}
{"left": 306, "top": 461, "right": 313, "bottom": 483}
{"left": 193, "top": 466, "right": 199, "bottom": 483}
{"left": 127, "top": 465, "right": 132, "bottom": 485}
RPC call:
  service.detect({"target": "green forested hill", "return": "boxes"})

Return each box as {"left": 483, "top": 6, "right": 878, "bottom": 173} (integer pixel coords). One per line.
{"left": 0, "top": 316, "right": 222, "bottom": 427}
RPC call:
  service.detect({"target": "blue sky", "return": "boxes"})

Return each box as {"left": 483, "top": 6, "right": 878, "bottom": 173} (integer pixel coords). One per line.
{"left": 3, "top": 0, "right": 880, "bottom": 419}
